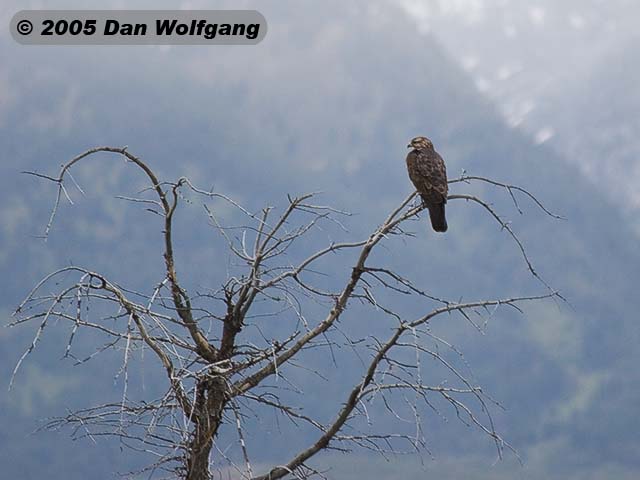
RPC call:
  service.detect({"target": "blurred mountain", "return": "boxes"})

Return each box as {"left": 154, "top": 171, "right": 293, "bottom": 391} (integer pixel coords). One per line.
{"left": 535, "top": 40, "right": 640, "bottom": 224}
{"left": 1, "top": 1, "right": 638, "bottom": 478}
{"left": 396, "top": 0, "right": 640, "bottom": 227}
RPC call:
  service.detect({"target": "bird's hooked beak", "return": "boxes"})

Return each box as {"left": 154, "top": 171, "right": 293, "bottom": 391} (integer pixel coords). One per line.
{"left": 407, "top": 143, "right": 412, "bottom": 148}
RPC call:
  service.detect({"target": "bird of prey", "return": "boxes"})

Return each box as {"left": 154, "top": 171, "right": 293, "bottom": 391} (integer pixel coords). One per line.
{"left": 406, "top": 136, "right": 448, "bottom": 232}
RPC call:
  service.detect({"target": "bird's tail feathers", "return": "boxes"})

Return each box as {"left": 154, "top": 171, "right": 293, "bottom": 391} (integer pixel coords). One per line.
{"left": 427, "top": 203, "right": 448, "bottom": 233}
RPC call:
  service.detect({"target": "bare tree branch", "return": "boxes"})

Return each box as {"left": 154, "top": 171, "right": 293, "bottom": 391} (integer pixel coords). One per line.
{"left": 14, "top": 147, "right": 561, "bottom": 480}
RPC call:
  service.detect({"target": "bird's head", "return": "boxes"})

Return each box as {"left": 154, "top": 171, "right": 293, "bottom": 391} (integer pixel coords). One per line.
{"left": 407, "top": 136, "right": 434, "bottom": 150}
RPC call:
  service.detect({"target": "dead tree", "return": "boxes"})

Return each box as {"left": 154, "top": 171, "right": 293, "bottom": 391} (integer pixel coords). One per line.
{"left": 11, "top": 147, "right": 561, "bottom": 480}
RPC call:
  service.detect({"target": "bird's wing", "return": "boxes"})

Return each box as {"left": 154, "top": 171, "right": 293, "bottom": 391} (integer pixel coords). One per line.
{"left": 407, "top": 150, "right": 448, "bottom": 202}
{"left": 431, "top": 151, "right": 448, "bottom": 200}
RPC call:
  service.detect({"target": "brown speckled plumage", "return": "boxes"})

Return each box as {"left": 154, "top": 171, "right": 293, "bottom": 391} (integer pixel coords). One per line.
{"left": 406, "top": 136, "right": 448, "bottom": 232}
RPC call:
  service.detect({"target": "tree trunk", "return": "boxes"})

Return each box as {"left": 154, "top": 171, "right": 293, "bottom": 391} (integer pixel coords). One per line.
{"left": 185, "top": 375, "right": 228, "bottom": 480}
{"left": 186, "top": 433, "right": 214, "bottom": 480}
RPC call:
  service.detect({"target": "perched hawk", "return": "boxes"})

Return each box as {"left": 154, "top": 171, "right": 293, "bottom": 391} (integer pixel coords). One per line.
{"left": 406, "top": 136, "right": 448, "bottom": 232}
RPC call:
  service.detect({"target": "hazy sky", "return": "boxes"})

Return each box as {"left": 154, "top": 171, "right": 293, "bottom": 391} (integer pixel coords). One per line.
{"left": 4, "top": 0, "right": 639, "bottom": 214}
{"left": 2, "top": 2, "right": 639, "bottom": 479}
